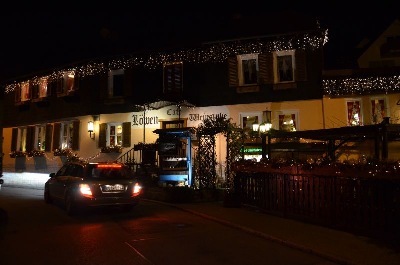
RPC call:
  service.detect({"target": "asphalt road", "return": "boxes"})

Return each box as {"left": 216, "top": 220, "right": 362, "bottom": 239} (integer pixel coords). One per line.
{"left": 0, "top": 186, "right": 338, "bottom": 265}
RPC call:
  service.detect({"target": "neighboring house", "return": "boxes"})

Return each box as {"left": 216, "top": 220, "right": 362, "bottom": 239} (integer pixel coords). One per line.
{"left": 321, "top": 18, "right": 400, "bottom": 161}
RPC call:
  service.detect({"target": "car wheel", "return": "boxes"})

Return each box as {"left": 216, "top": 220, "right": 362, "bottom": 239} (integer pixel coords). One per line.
{"left": 44, "top": 185, "right": 53, "bottom": 204}
{"left": 65, "top": 193, "right": 78, "bottom": 216}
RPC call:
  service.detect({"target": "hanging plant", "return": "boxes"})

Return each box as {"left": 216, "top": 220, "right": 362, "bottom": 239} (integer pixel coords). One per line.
{"left": 101, "top": 146, "right": 123, "bottom": 153}
{"left": 53, "top": 148, "right": 72, "bottom": 156}
{"left": 9, "top": 151, "right": 27, "bottom": 158}
{"left": 28, "top": 150, "right": 45, "bottom": 157}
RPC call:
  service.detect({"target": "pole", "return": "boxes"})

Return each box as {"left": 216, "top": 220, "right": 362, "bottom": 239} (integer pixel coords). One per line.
{"left": 261, "top": 134, "right": 267, "bottom": 159}
{"left": 143, "top": 106, "right": 146, "bottom": 143}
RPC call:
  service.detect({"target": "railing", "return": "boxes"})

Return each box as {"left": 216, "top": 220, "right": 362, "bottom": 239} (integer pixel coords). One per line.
{"left": 233, "top": 170, "right": 400, "bottom": 238}
{"left": 116, "top": 147, "right": 137, "bottom": 171}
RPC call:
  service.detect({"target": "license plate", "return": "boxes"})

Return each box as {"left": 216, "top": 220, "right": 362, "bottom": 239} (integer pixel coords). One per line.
{"left": 102, "top": 184, "right": 125, "bottom": 192}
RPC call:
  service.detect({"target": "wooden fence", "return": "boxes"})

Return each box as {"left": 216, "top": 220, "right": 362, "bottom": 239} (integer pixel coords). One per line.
{"left": 234, "top": 169, "right": 400, "bottom": 238}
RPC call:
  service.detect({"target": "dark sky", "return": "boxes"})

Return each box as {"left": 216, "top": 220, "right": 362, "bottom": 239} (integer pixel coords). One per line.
{"left": 1, "top": 2, "right": 400, "bottom": 82}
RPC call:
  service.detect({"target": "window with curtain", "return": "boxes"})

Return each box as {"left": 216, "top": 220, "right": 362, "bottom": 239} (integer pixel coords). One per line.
{"left": 279, "top": 114, "right": 297, "bottom": 131}
{"left": 237, "top": 54, "right": 259, "bottom": 85}
{"left": 347, "top": 100, "right": 362, "bottom": 126}
{"left": 371, "top": 98, "right": 385, "bottom": 124}
{"left": 274, "top": 50, "right": 295, "bottom": 83}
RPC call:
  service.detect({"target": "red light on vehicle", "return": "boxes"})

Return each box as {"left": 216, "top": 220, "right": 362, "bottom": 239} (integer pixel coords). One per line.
{"left": 96, "top": 164, "right": 122, "bottom": 168}
{"left": 79, "top": 184, "right": 93, "bottom": 198}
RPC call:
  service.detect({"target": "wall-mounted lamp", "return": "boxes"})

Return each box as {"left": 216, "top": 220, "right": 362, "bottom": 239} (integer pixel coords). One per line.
{"left": 88, "top": 121, "right": 95, "bottom": 139}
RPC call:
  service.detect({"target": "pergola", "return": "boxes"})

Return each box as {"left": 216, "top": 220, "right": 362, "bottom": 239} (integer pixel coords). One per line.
{"left": 266, "top": 119, "right": 400, "bottom": 161}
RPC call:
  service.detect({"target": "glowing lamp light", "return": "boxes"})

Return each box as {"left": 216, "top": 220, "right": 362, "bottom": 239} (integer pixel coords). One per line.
{"left": 88, "top": 121, "right": 95, "bottom": 139}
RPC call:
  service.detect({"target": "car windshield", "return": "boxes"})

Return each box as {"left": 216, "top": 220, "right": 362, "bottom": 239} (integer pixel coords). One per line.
{"left": 88, "top": 165, "right": 133, "bottom": 179}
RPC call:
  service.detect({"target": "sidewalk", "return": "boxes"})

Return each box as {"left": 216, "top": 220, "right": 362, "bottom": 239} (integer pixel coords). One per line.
{"left": 151, "top": 200, "right": 400, "bottom": 265}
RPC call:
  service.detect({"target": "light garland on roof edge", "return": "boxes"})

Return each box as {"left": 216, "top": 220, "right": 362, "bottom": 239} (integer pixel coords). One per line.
{"left": 3, "top": 29, "right": 328, "bottom": 94}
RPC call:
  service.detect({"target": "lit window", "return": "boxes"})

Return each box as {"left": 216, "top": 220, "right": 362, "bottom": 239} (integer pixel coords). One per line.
{"left": 237, "top": 54, "right": 259, "bottom": 85}
{"left": 61, "top": 122, "right": 74, "bottom": 149}
{"left": 240, "top": 112, "right": 262, "bottom": 131}
{"left": 36, "top": 125, "right": 46, "bottom": 151}
{"left": 108, "top": 69, "right": 124, "bottom": 97}
{"left": 19, "top": 127, "right": 27, "bottom": 152}
{"left": 39, "top": 78, "right": 48, "bottom": 98}
{"left": 371, "top": 98, "right": 386, "bottom": 124}
{"left": 278, "top": 111, "right": 298, "bottom": 131}
{"left": 21, "top": 82, "right": 30, "bottom": 102}
{"left": 346, "top": 100, "right": 362, "bottom": 126}
{"left": 65, "top": 72, "right": 75, "bottom": 92}
{"left": 108, "top": 124, "right": 122, "bottom": 146}
{"left": 274, "top": 50, "right": 295, "bottom": 83}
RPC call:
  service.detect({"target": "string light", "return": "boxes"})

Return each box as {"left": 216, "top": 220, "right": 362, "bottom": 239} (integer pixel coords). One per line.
{"left": 3, "top": 29, "right": 328, "bottom": 94}
{"left": 323, "top": 75, "right": 400, "bottom": 96}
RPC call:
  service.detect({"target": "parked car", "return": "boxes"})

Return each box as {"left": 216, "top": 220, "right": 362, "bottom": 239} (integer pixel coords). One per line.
{"left": 44, "top": 161, "right": 143, "bottom": 215}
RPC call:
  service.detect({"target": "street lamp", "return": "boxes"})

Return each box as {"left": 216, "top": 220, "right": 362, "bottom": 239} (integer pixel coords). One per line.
{"left": 253, "top": 110, "right": 272, "bottom": 159}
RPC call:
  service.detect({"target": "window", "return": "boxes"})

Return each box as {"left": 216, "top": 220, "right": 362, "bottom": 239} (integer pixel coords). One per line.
{"left": 277, "top": 110, "right": 298, "bottom": 132}
{"left": 346, "top": 100, "right": 363, "bottom": 126}
{"left": 371, "top": 98, "right": 388, "bottom": 124}
{"left": 52, "top": 121, "right": 79, "bottom": 151}
{"left": 108, "top": 124, "right": 123, "bottom": 146}
{"left": 32, "top": 77, "right": 48, "bottom": 101}
{"left": 57, "top": 71, "right": 77, "bottom": 95}
{"left": 240, "top": 112, "right": 262, "bottom": 132}
{"left": 36, "top": 125, "right": 46, "bottom": 151}
{"left": 19, "top": 127, "right": 28, "bottom": 151}
{"left": 61, "top": 122, "right": 74, "bottom": 149}
{"left": 274, "top": 50, "right": 295, "bottom": 83}
{"left": 108, "top": 69, "right": 124, "bottom": 97}
{"left": 237, "top": 54, "right": 259, "bottom": 85}
{"left": 21, "top": 81, "right": 31, "bottom": 102}
{"left": 163, "top": 62, "right": 183, "bottom": 95}
{"left": 98, "top": 122, "right": 131, "bottom": 148}
{"left": 161, "top": 120, "right": 185, "bottom": 129}
{"left": 39, "top": 78, "right": 48, "bottom": 98}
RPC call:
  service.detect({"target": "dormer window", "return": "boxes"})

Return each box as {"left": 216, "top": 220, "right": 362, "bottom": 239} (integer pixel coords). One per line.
{"left": 274, "top": 50, "right": 295, "bottom": 83}
{"left": 21, "top": 81, "right": 30, "bottom": 102}
{"left": 39, "top": 77, "right": 48, "bottom": 98}
{"left": 57, "top": 71, "right": 77, "bottom": 96}
{"left": 237, "top": 54, "right": 259, "bottom": 85}
{"left": 163, "top": 62, "right": 183, "bottom": 96}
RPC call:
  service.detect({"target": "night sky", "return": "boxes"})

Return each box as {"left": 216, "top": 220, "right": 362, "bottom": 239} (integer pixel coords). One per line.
{"left": 1, "top": 2, "right": 399, "bottom": 83}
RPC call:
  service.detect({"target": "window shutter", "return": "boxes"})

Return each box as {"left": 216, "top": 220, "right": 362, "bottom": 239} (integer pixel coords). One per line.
{"left": 45, "top": 124, "right": 53, "bottom": 152}
{"left": 99, "top": 123, "right": 107, "bottom": 148}
{"left": 73, "top": 74, "right": 80, "bottom": 91}
{"left": 122, "top": 122, "right": 131, "bottom": 147}
{"left": 26, "top": 126, "right": 35, "bottom": 153}
{"left": 14, "top": 85, "right": 21, "bottom": 103}
{"left": 99, "top": 72, "right": 108, "bottom": 100}
{"left": 72, "top": 120, "right": 80, "bottom": 151}
{"left": 52, "top": 123, "right": 61, "bottom": 150}
{"left": 295, "top": 49, "right": 307, "bottom": 81}
{"left": 123, "top": 68, "right": 134, "bottom": 97}
{"left": 258, "top": 53, "right": 274, "bottom": 84}
{"left": 56, "top": 78, "right": 64, "bottom": 94}
{"left": 11, "top": 128, "right": 18, "bottom": 152}
{"left": 163, "top": 62, "right": 183, "bottom": 95}
{"left": 227, "top": 57, "right": 238, "bottom": 87}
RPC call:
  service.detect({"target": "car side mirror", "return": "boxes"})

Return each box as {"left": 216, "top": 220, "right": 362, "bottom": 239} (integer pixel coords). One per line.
{"left": 49, "top": 173, "right": 55, "bottom": 178}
